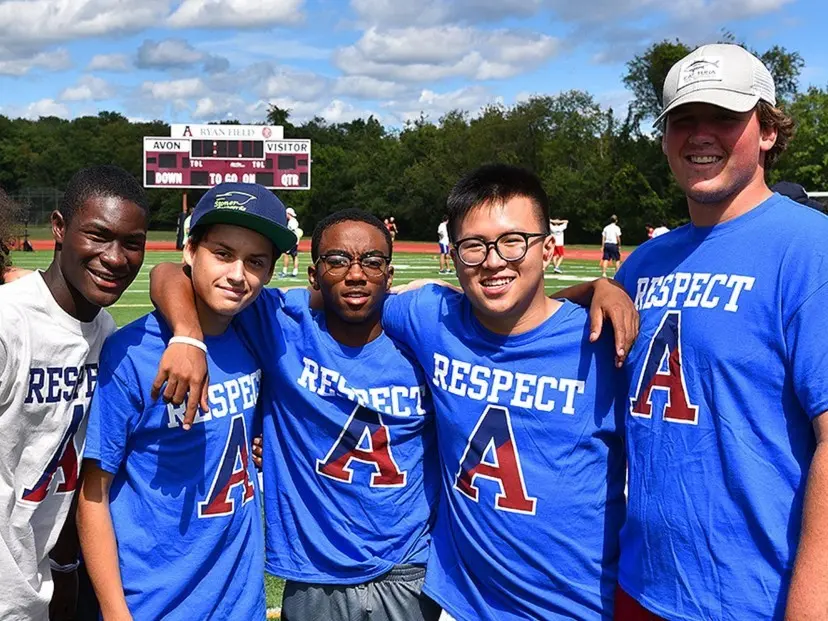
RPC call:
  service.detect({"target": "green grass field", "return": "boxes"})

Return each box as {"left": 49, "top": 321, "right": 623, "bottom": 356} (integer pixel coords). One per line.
{"left": 8, "top": 248, "right": 609, "bottom": 613}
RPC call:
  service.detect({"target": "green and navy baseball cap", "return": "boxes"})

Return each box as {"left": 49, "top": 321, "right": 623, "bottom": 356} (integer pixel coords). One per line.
{"left": 190, "top": 182, "right": 298, "bottom": 253}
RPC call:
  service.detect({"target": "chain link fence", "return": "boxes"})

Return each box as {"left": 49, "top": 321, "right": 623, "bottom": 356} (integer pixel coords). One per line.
{"left": 11, "top": 187, "right": 64, "bottom": 226}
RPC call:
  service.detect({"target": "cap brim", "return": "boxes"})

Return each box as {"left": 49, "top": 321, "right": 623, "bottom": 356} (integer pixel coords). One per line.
{"left": 192, "top": 210, "right": 298, "bottom": 253}
{"left": 653, "top": 90, "right": 760, "bottom": 127}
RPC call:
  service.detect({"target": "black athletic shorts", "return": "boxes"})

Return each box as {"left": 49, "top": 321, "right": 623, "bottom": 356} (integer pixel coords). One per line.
{"left": 602, "top": 243, "right": 620, "bottom": 261}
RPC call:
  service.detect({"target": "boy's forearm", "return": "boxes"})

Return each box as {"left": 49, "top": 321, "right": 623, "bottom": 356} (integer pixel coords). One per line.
{"left": 77, "top": 468, "right": 131, "bottom": 619}
{"left": 552, "top": 281, "right": 596, "bottom": 306}
{"left": 149, "top": 263, "right": 202, "bottom": 338}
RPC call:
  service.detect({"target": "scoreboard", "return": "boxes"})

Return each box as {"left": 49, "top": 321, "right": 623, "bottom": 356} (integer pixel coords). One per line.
{"left": 143, "top": 124, "right": 311, "bottom": 190}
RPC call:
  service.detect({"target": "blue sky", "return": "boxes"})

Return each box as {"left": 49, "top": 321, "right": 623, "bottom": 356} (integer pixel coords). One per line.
{"left": 0, "top": 0, "right": 825, "bottom": 126}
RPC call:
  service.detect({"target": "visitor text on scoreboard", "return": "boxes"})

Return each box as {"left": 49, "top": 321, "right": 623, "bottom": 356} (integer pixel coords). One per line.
{"left": 143, "top": 124, "right": 311, "bottom": 190}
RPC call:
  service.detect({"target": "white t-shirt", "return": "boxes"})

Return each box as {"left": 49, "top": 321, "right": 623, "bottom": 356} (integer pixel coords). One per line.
{"left": 0, "top": 272, "right": 115, "bottom": 620}
{"left": 652, "top": 226, "right": 670, "bottom": 238}
{"left": 549, "top": 222, "right": 567, "bottom": 246}
{"left": 602, "top": 223, "right": 622, "bottom": 245}
{"left": 437, "top": 222, "right": 449, "bottom": 245}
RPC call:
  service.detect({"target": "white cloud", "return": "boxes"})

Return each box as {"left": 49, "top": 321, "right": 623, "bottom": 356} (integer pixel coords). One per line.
{"left": 257, "top": 69, "right": 328, "bottom": 102}
{"left": 136, "top": 39, "right": 204, "bottom": 68}
{"left": 140, "top": 77, "right": 208, "bottom": 100}
{"left": 0, "top": 0, "right": 170, "bottom": 47}
{"left": 192, "top": 96, "right": 246, "bottom": 120}
{"left": 87, "top": 53, "right": 129, "bottom": 71}
{"left": 0, "top": 49, "right": 71, "bottom": 76}
{"left": 60, "top": 75, "right": 115, "bottom": 101}
{"left": 334, "top": 27, "right": 560, "bottom": 82}
{"left": 383, "top": 85, "right": 502, "bottom": 123}
{"left": 333, "top": 76, "right": 410, "bottom": 100}
{"left": 18, "top": 98, "right": 71, "bottom": 119}
{"left": 168, "top": 0, "right": 305, "bottom": 28}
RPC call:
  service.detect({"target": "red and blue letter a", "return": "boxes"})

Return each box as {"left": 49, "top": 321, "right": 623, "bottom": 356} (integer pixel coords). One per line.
{"left": 454, "top": 405, "right": 536, "bottom": 515}
{"left": 21, "top": 404, "right": 84, "bottom": 503}
{"left": 630, "top": 311, "right": 699, "bottom": 424}
{"left": 316, "top": 405, "right": 406, "bottom": 487}
{"left": 198, "top": 415, "right": 256, "bottom": 518}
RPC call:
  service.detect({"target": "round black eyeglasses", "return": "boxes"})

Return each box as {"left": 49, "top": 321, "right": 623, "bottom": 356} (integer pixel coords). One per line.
{"left": 453, "top": 231, "right": 549, "bottom": 267}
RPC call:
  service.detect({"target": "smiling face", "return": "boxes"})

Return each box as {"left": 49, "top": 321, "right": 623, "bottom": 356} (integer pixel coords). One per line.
{"left": 662, "top": 103, "right": 777, "bottom": 216}
{"left": 184, "top": 224, "right": 275, "bottom": 326}
{"left": 309, "top": 220, "right": 393, "bottom": 326}
{"left": 452, "top": 196, "right": 554, "bottom": 334}
{"left": 54, "top": 195, "right": 147, "bottom": 308}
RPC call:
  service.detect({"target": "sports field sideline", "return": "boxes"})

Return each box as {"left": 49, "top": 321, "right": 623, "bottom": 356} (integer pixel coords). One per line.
{"left": 9, "top": 249, "right": 614, "bottom": 328}
{"left": 7, "top": 247, "right": 614, "bottom": 615}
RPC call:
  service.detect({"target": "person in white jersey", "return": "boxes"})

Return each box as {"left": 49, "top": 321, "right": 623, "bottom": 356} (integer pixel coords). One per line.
{"left": 651, "top": 223, "right": 670, "bottom": 238}
{"left": 0, "top": 165, "right": 148, "bottom": 621}
{"left": 600, "top": 215, "right": 622, "bottom": 277}
{"left": 549, "top": 218, "right": 568, "bottom": 273}
{"left": 437, "top": 215, "right": 451, "bottom": 274}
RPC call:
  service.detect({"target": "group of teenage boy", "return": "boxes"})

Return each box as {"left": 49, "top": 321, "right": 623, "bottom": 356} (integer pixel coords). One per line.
{"left": 1, "top": 43, "right": 828, "bottom": 621}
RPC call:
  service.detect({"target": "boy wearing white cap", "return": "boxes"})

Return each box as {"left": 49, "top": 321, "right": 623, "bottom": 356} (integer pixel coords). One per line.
{"left": 281, "top": 206, "right": 302, "bottom": 277}
{"left": 613, "top": 44, "right": 828, "bottom": 620}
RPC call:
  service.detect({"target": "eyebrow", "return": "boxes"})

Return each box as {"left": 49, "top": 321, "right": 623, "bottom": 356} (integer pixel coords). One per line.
{"left": 209, "top": 240, "right": 270, "bottom": 258}
{"left": 82, "top": 222, "right": 146, "bottom": 239}
{"left": 322, "top": 248, "right": 387, "bottom": 256}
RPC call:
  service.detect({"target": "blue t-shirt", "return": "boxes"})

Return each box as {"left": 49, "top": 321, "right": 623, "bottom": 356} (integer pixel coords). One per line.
{"left": 85, "top": 312, "right": 265, "bottom": 620}
{"left": 383, "top": 286, "right": 626, "bottom": 621}
{"left": 615, "top": 195, "right": 828, "bottom": 620}
{"left": 235, "top": 288, "right": 438, "bottom": 584}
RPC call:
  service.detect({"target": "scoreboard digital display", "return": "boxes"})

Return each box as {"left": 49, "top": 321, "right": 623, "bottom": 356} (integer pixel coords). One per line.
{"left": 143, "top": 124, "right": 311, "bottom": 190}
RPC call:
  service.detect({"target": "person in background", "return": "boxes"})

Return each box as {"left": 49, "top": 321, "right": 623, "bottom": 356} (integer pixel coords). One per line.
{"left": 651, "top": 222, "right": 670, "bottom": 238}
{"left": 771, "top": 181, "right": 825, "bottom": 212}
{"left": 600, "top": 215, "right": 622, "bottom": 277}
{"left": 0, "top": 189, "right": 31, "bottom": 284}
{"left": 281, "top": 207, "right": 301, "bottom": 277}
{"left": 645, "top": 224, "right": 654, "bottom": 239}
{"left": 388, "top": 217, "right": 399, "bottom": 242}
{"left": 549, "top": 218, "right": 568, "bottom": 274}
{"left": 437, "top": 216, "right": 451, "bottom": 274}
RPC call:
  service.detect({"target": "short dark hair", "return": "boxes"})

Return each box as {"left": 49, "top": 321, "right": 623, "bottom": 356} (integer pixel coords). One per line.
{"left": 311, "top": 208, "right": 392, "bottom": 261}
{"left": 757, "top": 101, "right": 794, "bottom": 170}
{"left": 446, "top": 164, "right": 550, "bottom": 242}
{"left": 59, "top": 165, "right": 149, "bottom": 223}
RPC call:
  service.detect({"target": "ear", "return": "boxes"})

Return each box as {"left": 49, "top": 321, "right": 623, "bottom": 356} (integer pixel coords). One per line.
{"left": 541, "top": 235, "right": 555, "bottom": 270}
{"left": 182, "top": 240, "right": 196, "bottom": 269}
{"left": 661, "top": 130, "right": 668, "bottom": 156}
{"left": 385, "top": 265, "right": 394, "bottom": 292}
{"left": 51, "top": 210, "right": 66, "bottom": 245}
{"left": 758, "top": 120, "right": 778, "bottom": 156}
{"left": 308, "top": 263, "right": 320, "bottom": 290}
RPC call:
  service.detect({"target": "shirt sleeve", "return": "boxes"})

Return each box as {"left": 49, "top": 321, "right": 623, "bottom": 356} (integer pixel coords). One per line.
{"left": 381, "top": 289, "right": 420, "bottom": 348}
{"left": 786, "top": 280, "right": 828, "bottom": 419}
{"left": 233, "top": 288, "right": 286, "bottom": 366}
{"left": 84, "top": 346, "right": 143, "bottom": 475}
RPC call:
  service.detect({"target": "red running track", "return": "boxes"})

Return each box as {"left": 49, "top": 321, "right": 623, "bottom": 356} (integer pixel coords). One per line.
{"left": 25, "top": 239, "right": 617, "bottom": 261}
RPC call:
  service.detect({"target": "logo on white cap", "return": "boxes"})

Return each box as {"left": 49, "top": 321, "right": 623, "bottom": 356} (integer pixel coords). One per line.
{"left": 678, "top": 57, "right": 723, "bottom": 89}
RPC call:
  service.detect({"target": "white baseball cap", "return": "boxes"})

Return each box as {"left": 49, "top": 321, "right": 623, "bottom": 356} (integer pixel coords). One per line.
{"left": 655, "top": 44, "right": 776, "bottom": 126}
{"left": 286, "top": 207, "right": 297, "bottom": 217}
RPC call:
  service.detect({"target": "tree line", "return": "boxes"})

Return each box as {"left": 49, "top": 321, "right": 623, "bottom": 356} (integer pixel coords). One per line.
{"left": 1, "top": 38, "right": 825, "bottom": 244}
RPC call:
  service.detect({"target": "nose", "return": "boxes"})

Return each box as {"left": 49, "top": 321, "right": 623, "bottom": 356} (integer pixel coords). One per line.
{"left": 344, "top": 260, "right": 367, "bottom": 282}
{"left": 481, "top": 244, "right": 507, "bottom": 270}
{"left": 99, "top": 243, "right": 128, "bottom": 271}
{"left": 686, "top": 118, "right": 716, "bottom": 145}
{"left": 226, "top": 259, "right": 245, "bottom": 283}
